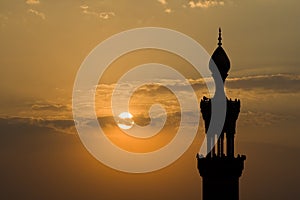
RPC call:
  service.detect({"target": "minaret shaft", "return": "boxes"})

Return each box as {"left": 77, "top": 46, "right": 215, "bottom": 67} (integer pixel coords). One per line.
{"left": 197, "top": 28, "right": 246, "bottom": 200}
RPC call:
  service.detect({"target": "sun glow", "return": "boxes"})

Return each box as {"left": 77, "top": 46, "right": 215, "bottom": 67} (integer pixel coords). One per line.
{"left": 117, "top": 112, "right": 134, "bottom": 130}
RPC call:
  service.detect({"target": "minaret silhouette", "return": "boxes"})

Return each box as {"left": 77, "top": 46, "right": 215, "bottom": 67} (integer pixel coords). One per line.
{"left": 197, "top": 28, "right": 246, "bottom": 200}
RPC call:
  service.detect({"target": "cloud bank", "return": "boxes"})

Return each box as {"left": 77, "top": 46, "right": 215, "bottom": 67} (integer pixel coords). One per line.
{"left": 1, "top": 73, "right": 298, "bottom": 137}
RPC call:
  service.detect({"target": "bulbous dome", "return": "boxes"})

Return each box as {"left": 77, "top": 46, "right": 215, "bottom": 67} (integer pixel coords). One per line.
{"left": 209, "top": 28, "right": 230, "bottom": 82}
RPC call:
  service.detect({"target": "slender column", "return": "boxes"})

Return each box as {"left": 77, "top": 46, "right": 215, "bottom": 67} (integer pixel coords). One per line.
{"left": 220, "top": 134, "right": 224, "bottom": 157}
{"left": 211, "top": 135, "right": 215, "bottom": 157}
{"left": 226, "top": 133, "right": 231, "bottom": 157}
{"left": 217, "top": 133, "right": 224, "bottom": 157}
{"left": 230, "top": 135, "right": 235, "bottom": 157}
{"left": 226, "top": 133, "right": 235, "bottom": 158}
{"left": 207, "top": 135, "right": 211, "bottom": 157}
{"left": 207, "top": 133, "right": 216, "bottom": 158}
{"left": 217, "top": 137, "right": 221, "bottom": 157}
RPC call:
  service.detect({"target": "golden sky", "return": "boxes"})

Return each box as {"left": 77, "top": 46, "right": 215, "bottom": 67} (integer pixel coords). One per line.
{"left": 0, "top": 0, "right": 300, "bottom": 199}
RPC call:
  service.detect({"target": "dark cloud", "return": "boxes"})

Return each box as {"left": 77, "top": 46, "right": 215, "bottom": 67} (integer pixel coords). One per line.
{"left": 0, "top": 117, "right": 75, "bottom": 135}
{"left": 98, "top": 112, "right": 181, "bottom": 129}
{"left": 226, "top": 74, "right": 300, "bottom": 93}
{"left": 187, "top": 74, "right": 300, "bottom": 94}
{"left": 31, "top": 103, "right": 70, "bottom": 111}
{"left": 115, "top": 74, "right": 300, "bottom": 96}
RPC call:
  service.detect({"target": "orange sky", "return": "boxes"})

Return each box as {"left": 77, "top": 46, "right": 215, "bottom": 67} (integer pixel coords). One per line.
{"left": 0, "top": 1, "right": 300, "bottom": 199}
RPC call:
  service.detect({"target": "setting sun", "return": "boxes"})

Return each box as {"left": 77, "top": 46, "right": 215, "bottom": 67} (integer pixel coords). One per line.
{"left": 117, "top": 112, "right": 134, "bottom": 130}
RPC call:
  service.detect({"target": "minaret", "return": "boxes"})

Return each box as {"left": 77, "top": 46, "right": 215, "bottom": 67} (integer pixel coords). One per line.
{"left": 197, "top": 28, "right": 246, "bottom": 200}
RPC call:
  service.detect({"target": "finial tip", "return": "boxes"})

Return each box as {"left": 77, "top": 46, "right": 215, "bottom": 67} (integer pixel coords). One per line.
{"left": 218, "top": 27, "right": 222, "bottom": 46}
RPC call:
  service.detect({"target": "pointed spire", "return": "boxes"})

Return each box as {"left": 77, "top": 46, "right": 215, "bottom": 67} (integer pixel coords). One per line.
{"left": 218, "top": 27, "right": 222, "bottom": 46}
{"left": 210, "top": 27, "right": 230, "bottom": 82}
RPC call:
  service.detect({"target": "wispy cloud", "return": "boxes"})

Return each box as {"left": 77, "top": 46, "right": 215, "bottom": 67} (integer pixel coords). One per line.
{"left": 164, "top": 8, "right": 173, "bottom": 13}
{"left": 157, "top": 0, "right": 167, "bottom": 5}
{"left": 26, "top": 0, "right": 40, "bottom": 5}
{"left": 226, "top": 74, "right": 300, "bottom": 93}
{"left": 188, "top": 0, "right": 225, "bottom": 8}
{"left": 80, "top": 5, "right": 89, "bottom": 10}
{"left": 0, "top": 116, "right": 75, "bottom": 135}
{"left": 80, "top": 4, "right": 115, "bottom": 20}
{"left": 31, "top": 103, "right": 70, "bottom": 111}
{"left": 156, "top": 0, "right": 173, "bottom": 14}
{"left": 27, "top": 8, "right": 45, "bottom": 20}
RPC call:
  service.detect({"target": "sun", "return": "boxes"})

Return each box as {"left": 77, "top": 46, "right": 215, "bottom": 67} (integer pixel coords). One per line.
{"left": 117, "top": 112, "right": 134, "bottom": 130}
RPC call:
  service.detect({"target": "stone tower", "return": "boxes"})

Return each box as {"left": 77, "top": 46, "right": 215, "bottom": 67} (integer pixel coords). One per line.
{"left": 197, "top": 28, "right": 246, "bottom": 200}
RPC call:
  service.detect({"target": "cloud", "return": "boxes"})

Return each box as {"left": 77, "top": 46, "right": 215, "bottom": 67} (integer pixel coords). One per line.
{"left": 0, "top": 116, "right": 75, "bottom": 135}
{"left": 31, "top": 103, "right": 70, "bottom": 111}
{"left": 164, "top": 8, "right": 173, "bottom": 13}
{"left": 157, "top": 0, "right": 167, "bottom": 5}
{"left": 94, "top": 73, "right": 300, "bottom": 117}
{"left": 38, "top": 118, "right": 76, "bottom": 134}
{"left": 27, "top": 9, "right": 45, "bottom": 20}
{"left": 226, "top": 74, "right": 300, "bottom": 93}
{"left": 26, "top": 0, "right": 40, "bottom": 5}
{"left": 98, "top": 12, "right": 115, "bottom": 20}
{"left": 4, "top": 73, "right": 297, "bottom": 134}
{"left": 80, "top": 5, "right": 115, "bottom": 20}
{"left": 80, "top": 5, "right": 89, "bottom": 10}
{"left": 188, "top": 0, "right": 225, "bottom": 8}
{"left": 9, "top": 101, "right": 72, "bottom": 121}
{"left": 169, "top": 73, "right": 300, "bottom": 94}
